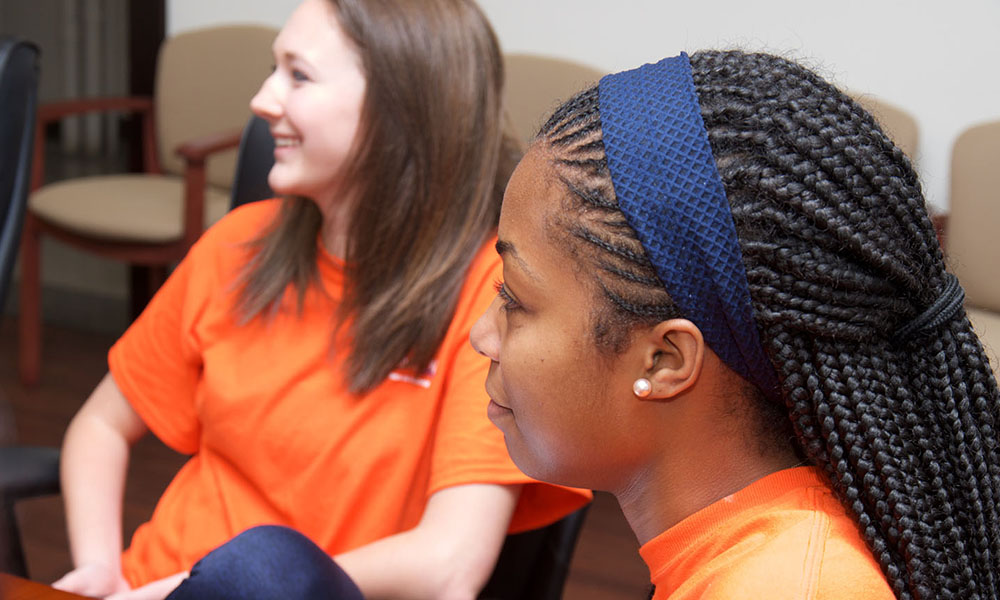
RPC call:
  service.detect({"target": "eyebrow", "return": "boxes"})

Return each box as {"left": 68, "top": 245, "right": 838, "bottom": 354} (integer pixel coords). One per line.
{"left": 495, "top": 239, "right": 540, "bottom": 282}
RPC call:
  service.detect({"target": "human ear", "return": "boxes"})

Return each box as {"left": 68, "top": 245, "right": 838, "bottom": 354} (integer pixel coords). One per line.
{"left": 638, "top": 319, "right": 704, "bottom": 399}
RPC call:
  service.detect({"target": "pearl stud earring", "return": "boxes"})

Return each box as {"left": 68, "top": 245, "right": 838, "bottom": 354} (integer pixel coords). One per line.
{"left": 632, "top": 378, "right": 652, "bottom": 398}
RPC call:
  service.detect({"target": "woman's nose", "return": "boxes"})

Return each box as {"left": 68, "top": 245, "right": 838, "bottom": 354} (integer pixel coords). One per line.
{"left": 249, "top": 73, "right": 282, "bottom": 122}
{"left": 470, "top": 298, "right": 502, "bottom": 362}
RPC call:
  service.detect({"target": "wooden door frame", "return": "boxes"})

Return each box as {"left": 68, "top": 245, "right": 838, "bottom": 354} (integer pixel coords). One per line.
{"left": 128, "top": 0, "right": 165, "bottom": 97}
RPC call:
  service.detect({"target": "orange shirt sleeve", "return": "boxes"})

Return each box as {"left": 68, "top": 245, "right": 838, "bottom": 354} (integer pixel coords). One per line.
{"left": 108, "top": 207, "right": 258, "bottom": 455}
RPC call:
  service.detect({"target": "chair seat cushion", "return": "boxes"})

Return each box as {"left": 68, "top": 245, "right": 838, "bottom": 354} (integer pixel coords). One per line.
{"left": 29, "top": 174, "right": 230, "bottom": 243}
{"left": 967, "top": 306, "right": 1000, "bottom": 377}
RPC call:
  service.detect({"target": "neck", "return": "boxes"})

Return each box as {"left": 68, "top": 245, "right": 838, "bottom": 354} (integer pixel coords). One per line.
{"left": 313, "top": 187, "right": 356, "bottom": 258}
{"left": 613, "top": 396, "right": 800, "bottom": 545}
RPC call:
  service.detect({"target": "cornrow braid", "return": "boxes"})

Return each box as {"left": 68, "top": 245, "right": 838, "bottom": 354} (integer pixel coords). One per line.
{"left": 539, "top": 50, "right": 1000, "bottom": 600}
{"left": 538, "top": 87, "right": 680, "bottom": 354}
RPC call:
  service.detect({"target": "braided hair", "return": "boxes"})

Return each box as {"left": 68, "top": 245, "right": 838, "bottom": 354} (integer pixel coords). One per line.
{"left": 538, "top": 50, "right": 1000, "bottom": 600}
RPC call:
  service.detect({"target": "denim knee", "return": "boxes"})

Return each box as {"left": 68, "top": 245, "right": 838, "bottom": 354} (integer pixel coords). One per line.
{"left": 166, "top": 525, "right": 364, "bottom": 600}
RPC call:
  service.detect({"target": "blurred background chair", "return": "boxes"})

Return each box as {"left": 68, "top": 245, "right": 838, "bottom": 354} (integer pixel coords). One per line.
{"left": 17, "top": 24, "right": 277, "bottom": 385}
{"left": 944, "top": 120, "right": 1000, "bottom": 378}
{"left": 503, "top": 53, "right": 606, "bottom": 146}
{"left": 0, "top": 34, "right": 59, "bottom": 578}
{"left": 850, "top": 93, "right": 920, "bottom": 162}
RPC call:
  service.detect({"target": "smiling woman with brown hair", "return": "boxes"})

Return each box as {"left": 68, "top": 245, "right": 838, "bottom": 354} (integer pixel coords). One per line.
{"left": 51, "top": 1, "right": 589, "bottom": 599}
{"left": 472, "top": 51, "right": 1000, "bottom": 599}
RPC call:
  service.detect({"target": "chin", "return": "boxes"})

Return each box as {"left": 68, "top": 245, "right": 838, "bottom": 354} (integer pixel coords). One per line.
{"left": 266, "top": 169, "right": 302, "bottom": 198}
{"left": 504, "top": 438, "right": 592, "bottom": 489}
{"left": 266, "top": 177, "right": 291, "bottom": 197}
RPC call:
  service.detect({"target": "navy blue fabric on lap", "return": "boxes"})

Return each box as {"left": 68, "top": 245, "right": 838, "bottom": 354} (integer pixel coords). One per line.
{"left": 166, "top": 525, "right": 365, "bottom": 600}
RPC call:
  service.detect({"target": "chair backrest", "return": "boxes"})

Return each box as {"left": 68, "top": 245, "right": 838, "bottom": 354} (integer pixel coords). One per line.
{"left": 850, "top": 93, "right": 920, "bottom": 162}
{"left": 946, "top": 120, "right": 1000, "bottom": 312}
{"left": 504, "top": 53, "right": 606, "bottom": 145}
{"left": 0, "top": 36, "right": 40, "bottom": 305}
{"left": 230, "top": 115, "right": 275, "bottom": 211}
{"left": 156, "top": 25, "right": 278, "bottom": 188}
{"left": 478, "top": 505, "right": 590, "bottom": 600}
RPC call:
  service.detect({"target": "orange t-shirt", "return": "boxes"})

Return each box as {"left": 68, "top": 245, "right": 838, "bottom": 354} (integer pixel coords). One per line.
{"left": 109, "top": 200, "right": 591, "bottom": 587}
{"left": 640, "top": 467, "right": 894, "bottom": 599}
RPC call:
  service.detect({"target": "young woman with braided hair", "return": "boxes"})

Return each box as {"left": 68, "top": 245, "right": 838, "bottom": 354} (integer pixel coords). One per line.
{"left": 471, "top": 50, "right": 1000, "bottom": 599}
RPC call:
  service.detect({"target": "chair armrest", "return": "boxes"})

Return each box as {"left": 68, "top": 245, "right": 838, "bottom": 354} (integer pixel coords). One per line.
{"left": 175, "top": 128, "right": 243, "bottom": 164}
{"left": 175, "top": 128, "right": 243, "bottom": 248}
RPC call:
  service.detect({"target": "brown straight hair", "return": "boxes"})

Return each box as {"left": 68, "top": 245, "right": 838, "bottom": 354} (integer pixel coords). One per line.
{"left": 236, "top": 0, "right": 518, "bottom": 394}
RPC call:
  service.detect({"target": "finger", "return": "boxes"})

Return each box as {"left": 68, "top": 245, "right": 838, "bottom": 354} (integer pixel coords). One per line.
{"left": 52, "top": 570, "right": 87, "bottom": 592}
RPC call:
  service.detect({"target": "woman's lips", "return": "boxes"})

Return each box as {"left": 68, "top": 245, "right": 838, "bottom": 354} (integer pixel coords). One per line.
{"left": 487, "top": 398, "right": 513, "bottom": 421}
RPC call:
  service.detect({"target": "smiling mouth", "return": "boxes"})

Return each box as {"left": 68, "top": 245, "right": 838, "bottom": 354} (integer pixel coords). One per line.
{"left": 274, "top": 138, "right": 301, "bottom": 148}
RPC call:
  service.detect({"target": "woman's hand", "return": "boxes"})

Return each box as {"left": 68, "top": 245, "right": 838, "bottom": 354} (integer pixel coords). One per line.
{"left": 106, "top": 572, "right": 189, "bottom": 600}
{"left": 52, "top": 562, "right": 130, "bottom": 597}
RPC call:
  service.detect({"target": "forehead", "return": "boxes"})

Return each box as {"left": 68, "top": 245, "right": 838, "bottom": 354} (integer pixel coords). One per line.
{"left": 498, "top": 145, "right": 599, "bottom": 305}
{"left": 499, "top": 145, "right": 563, "bottom": 243}
{"left": 275, "top": 0, "right": 349, "bottom": 58}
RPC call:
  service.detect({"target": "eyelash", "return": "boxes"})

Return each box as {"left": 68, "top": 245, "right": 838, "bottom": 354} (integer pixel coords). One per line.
{"left": 268, "top": 64, "right": 309, "bottom": 83}
{"left": 494, "top": 280, "right": 521, "bottom": 312}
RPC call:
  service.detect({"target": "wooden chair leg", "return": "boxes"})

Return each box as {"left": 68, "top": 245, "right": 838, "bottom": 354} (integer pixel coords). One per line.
{"left": 129, "top": 264, "right": 168, "bottom": 321}
{"left": 1, "top": 498, "right": 28, "bottom": 577}
{"left": 128, "top": 265, "right": 147, "bottom": 321}
{"left": 17, "top": 214, "right": 42, "bottom": 386}
{"left": 148, "top": 264, "right": 168, "bottom": 299}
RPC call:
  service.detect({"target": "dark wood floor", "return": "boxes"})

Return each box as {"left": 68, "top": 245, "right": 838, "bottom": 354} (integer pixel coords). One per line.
{"left": 0, "top": 316, "right": 651, "bottom": 599}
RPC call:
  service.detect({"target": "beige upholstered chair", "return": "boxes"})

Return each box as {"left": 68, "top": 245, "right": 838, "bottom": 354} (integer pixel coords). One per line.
{"left": 18, "top": 25, "right": 277, "bottom": 384}
{"left": 850, "top": 93, "right": 920, "bottom": 162}
{"left": 945, "top": 120, "right": 1000, "bottom": 377}
{"left": 503, "top": 53, "right": 606, "bottom": 145}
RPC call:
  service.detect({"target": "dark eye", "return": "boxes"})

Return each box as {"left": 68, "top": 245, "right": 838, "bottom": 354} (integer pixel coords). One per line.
{"left": 494, "top": 280, "right": 521, "bottom": 312}
{"left": 291, "top": 69, "right": 309, "bottom": 82}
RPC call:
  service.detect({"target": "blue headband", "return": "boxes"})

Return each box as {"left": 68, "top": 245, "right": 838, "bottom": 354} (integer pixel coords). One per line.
{"left": 597, "top": 52, "right": 782, "bottom": 402}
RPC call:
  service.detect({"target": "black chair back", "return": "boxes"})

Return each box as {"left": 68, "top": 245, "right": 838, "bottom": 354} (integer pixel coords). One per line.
{"left": 229, "top": 115, "right": 274, "bottom": 210}
{"left": 0, "top": 36, "right": 40, "bottom": 304}
{"left": 479, "top": 505, "right": 590, "bottom": 600}
{"left": 0, "top": 35, "right": 45, "bottom": 578}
